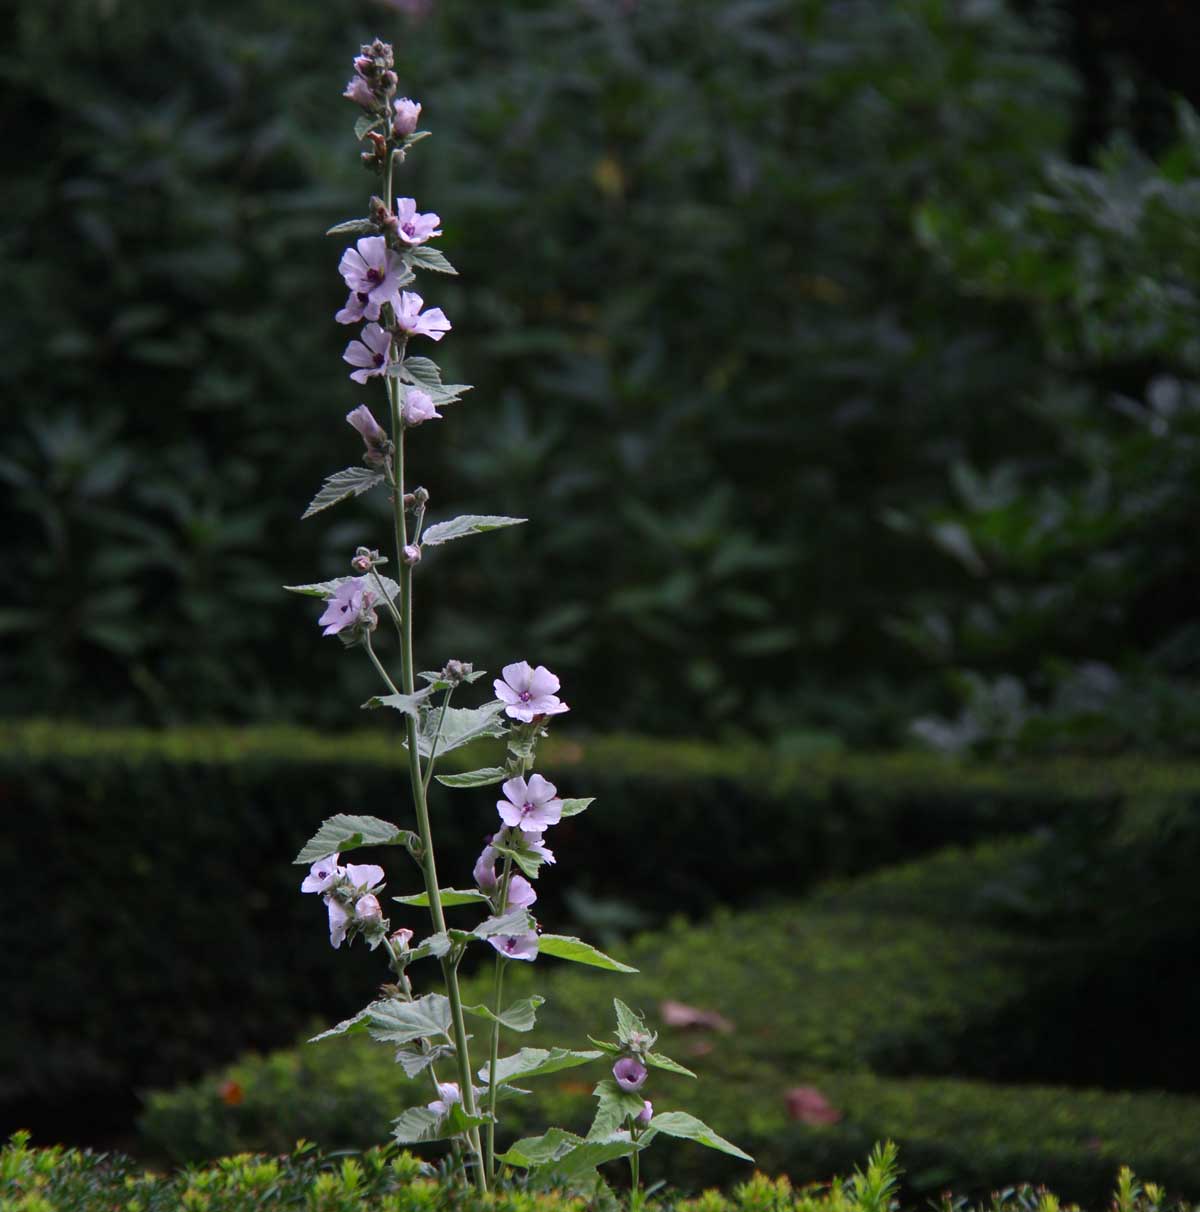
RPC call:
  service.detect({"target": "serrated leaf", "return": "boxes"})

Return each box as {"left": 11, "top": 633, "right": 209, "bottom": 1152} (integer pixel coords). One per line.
{"left": 462, "top": 995, "right": 545, "bottom": 1032}
{"left": 421, "top": 515, "right": 527, "bottom": 546}
{"left": 302, "top": 467, "right": 385, "bottom": 519}
{"left": 295, "top": 814, "right": 416, "bottom": 864}
{"left": 478, "top": 1047, "right": 603, "bottom": 1085}
{"left": 285, "top": 574, "right": 401, "bottom": 603}
{"left": 393, "top": 1102, "right": 490, "bottom": 1145}
{"left": 419, "top": 667, "right": 487, "bottom": 687}
{"left": 394, "top": 888, "right": 490, "bottom": 908}
{"left": 326, "top": 217, "right": 376, "bottom": 237}
{"left": 416, "top": 931, "right": 451, "bottom": 959}
{"left": 586, "top": 1035, "right": 622, "bottom": 1055}
{"left": 642, "top": 1111, "right": 753, "bottom": 1161}
{"left": 474, "top": 907, "right": 535, "bottom": 938}
{"left": 354, "top": 115, "right": 383, "bottom": 141}
{"left": 500, "top": 1128, "right": 639, "bottom": 1178}
{"left": 412, "top": 702, "right": 506, "bottom": 758}
{"left": 435, "top": 766, "right": 508, "bottom": 788}
{"left": 364, "top": 688, "right": 433, "bottom": 717}
{"left": 589, "top": 1079, "right": 648, "bottom": 1139}
{"left": 644, "top": 1051, "right": 697, "bottom": 1079}
{"left": 560, "top": 797, "right": 595, "bottom": 818}
{"left": 409, "top": 245, "right": 458, "bottom": 274}
{"left": 614, "top": 999, "right": 644, "bottom": 1042}
{"left": 368, "top": 994, "right": 452, "bottom": 1044}
{"left": 309, "top": 1007, "right": 372, "bottom": 1043}
{"left": 539, "top": 935, "right": 638, "bottom": 973}
{"left": 401, "top": 130, "right": 431, "bottom": 151}
{"left": 398, "top": 356, "right": 444, "bottom": 388}
{"left": 395, "top": 1044, "right": 454, "bottom": 1078}
{"left": 491, "top": 840, "right": 542, "bottom": 881}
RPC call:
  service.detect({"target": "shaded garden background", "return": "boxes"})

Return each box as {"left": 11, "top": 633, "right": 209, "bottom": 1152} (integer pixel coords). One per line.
{"left": 4, "top": 0, "right": 1200, "bottom": 1201}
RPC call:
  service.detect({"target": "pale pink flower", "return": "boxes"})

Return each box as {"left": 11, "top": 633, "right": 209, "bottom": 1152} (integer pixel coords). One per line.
{"left": 394, "top": 197, "right": 441, "bottom": 246}
{"left": 343, "top": 77, "right": 376, "bottom": 109}
{"left": 494, "top": 661, "right": 569, "bottom": 722}
{"left": 506, "top": 873, "right": 537, "bottom": 909}
{"left": 497, "top": 774, "right": 563, "bottom": 834}
{"left": 318, "top": 578, "right": 377, "bottom": 636}
{"left": 337, "top": 237, "right": 405, "bottom": 324}
{"left": 428, "top": 1081, "right": 461, "bottom": 1116}
{"left": 300, "top": 853, "right": 343, "bottom": 894}
{"left": 326, "top": 897, "right": 351, "bottom": 948}
{"left": 343, "top": 323, "right": 393, "bottom": 384}
{"left": 613, "top": 1058, "right": 647, "bottom": 1092}
{"left": 489, "top": 933, "right": 539, "bottom": 962}
{"left": 355, "top": 893, "right": 382, "bottom": 923}
{"left": 637, "top": 1100, "right": 653, "bottom": 1125}
{"left": 395, "top": 291, "right": 451, "bottom": 341}
{"left": 392, "top": 99, "right": 422, "bottom": 137}
{"left": 402, "top": 387, "right": 441, "bottom": 426}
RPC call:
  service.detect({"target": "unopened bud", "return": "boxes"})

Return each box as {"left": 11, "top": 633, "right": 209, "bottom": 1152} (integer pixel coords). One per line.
{"left": 442, "top": 659, "right": 473, "bottom": 685}
{"left": 393, "top": 97, "right": 422, "bottom": 137}
{"left": 402, "top": 544, "right": 421, "bottom": 565}
{"left": 355, "top": 893, "right": 382, "bottom": 923}
{"left": 351, "top": 546, "right": 385, "bottom": 574}
{"left": 370, "top": 195, "right": 398, "bottom": 233}
{"left": 636, "top": 1100, "right": 653, "bottom": 1126}
{"left": 402, "top": 493, "right": 417, "bottom": 509}
{"left": 380, "top": 70, "right": 398, "bottom": 96}
{"left": 390, "top": 927, "right": 414, "bottom": 950}
{"left": 412, "top": 486, "right": 430, "bottom": 505}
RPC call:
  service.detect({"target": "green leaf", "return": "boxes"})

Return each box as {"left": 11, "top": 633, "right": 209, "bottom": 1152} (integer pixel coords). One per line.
{"left": 644, "top": 1051, "right": 697, "bottom": 1079}
{"left": 539, "top": 935, "right": 638, "bottom": 973}
{"left": 560, "top": 797, "right": 595, "bottom": 818}
{"left": 302, "top": 467, "right": 385, "bottom": 520}
{"left": 309, "top": 1006, "right": 373, "bottom": 1043}
{"left": 614, "top": 999, "right": 645, "bottom": 1042}
{"left": 415, "top": 931, "right": 451, "bottom": 959}
{"left": 419, "top": 668, "right": 488, "bottom": 690}
{"left": 368, "top": 994, "right": 452, "bottom": 1044}
{"left": 474, "top": 907, "right": 534, "bottom": 938}
{"left": 478, "top": 1047, "right": 603, "bottom": 1085}
{"left": 326, "top": 216, "right": 376, "bottom": 236}
{"left": 421, "top": 515, "right": 528, "bottom": 546}
{"left": 295, "top": 814, "right": 417, "bottom": 864}
{"left": 409, "top": 245, "right": 458, "bottom": 275}
{"left": 491, "top": 839, "right": 543, "bottom": 881}
{"left": 398, "top": 356, "right": 444, "bottom": 389}
{"left": 586, "top": 1035, "right": 622, "bottom": 1055}
{"left": 393, "top": 888, "right": 490, "bottom": 908}
{"left": 499, "top": 1128, "right": 639, "bottom": 1177}
{"left": 412, "top": 702, "right": 507, "bottom": 757}
{"left": 364, "top": 688, "right": 433, "bottom": 718}
{"left": 394, "top": 1044, "right": 454, "bottom": 1078}
{"left": 354, "top": 115, "right": 383, "bottom": 141}
{"left": 392, "top": 1102, "right": 491, "bottom": 1145}
{"left": 462, "top": 995, "right": 545, "bottom": 1032}
{"left": 284, "top": 574, "right": 401, "bottom": 603}
{"left": 588, "top": 1079, "right": 648, "bottom": 1139}
{"left": 435, "top": 766, "right": 508, "bottom": 788}
{"left": 642, "top": 1112, "right": 753, "bottom": 1161}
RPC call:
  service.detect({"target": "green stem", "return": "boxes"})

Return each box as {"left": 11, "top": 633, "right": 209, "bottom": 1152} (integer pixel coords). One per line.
{"left": 630, "top": 1144, "right": 641, "bottom": 1212}
{"left": 387, "top": 361, "right": 488, "bottom": 1192}
{"left": 370, "top": 566, "right": 403, "bottom": 634}
{"left": 363, "top": 631, "right": 400, "bottom": 696}
{"left": 422, "top": 687, "right": 454, "bottom": 795}
{"left": 484, "top": 855, "right": 514, "bottom": 1180}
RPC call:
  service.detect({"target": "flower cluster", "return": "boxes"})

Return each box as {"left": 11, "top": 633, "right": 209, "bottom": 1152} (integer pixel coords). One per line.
{"left": 300, "top": 853, "right": 390, "bottom": 949}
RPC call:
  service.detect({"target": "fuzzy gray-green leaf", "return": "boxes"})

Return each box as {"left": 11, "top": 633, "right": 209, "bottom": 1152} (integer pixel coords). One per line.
{"left": 421, "top": 515, "right": 528, "bottom": 547}
{"left": 295, "top": 814, "right": 416, "bottom": 864}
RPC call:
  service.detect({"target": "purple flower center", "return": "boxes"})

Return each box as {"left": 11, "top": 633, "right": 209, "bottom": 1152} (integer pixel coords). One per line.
{"left": 519, "top": 690, "right": 532, "bottom": 702}
{"left": 356, "top": 291, "right": 369, "bottom": 304}
{"left": 522, "top": 801, "right": 534, "bottom": 814}
{"left": 366, "top": 268, "right": 382, "bottom": 283}
{"left": 373, "top": 353, "right": 385, "bottom": 367}
{"left": 504, "top": 939, "right": 517, "bottom": 953}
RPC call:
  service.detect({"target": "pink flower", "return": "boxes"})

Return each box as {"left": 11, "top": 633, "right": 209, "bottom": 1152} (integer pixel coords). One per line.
{"left": 497, "top": 774, "right": 563, "bottom": 834}
{"left": 427, "top": 1081, "right": 461, "bottom": 1116}
{"left": 613, "top": 1057, "right": 647, "bottom": 1092}
{"left": 326, "top": 897, "right": 351, "bottom": 948}
{"left": 523, "top": 831, "right": 556, "bottom": 865}
{"left": 337, "top": 237, "right": 405, "bottom": 324}
{"left": 346, "top": 404, "right": 389, "bottom": 463}
{"left": 394, "top": 197, "right": 441, "bottom": 246}
{"left": 395, "top": 291, "right": 451, "bottom": 341}
{"left": 343, "top": 77, "right": 376, "bottom": 109}
{"left": 494, "top": 661, "right": 569, "bottom": 722}
{"left": 345, "top": 863, "right": 385, "bottom": 893}
{"left": 402, "top": 387, "right": 441, "bottom": 426}
{"left": 343, "top": 323, "right": 393, "bottom": 384}
{"left": 355, "top": 893, "right": 382, "bottom": 923}
{"left": 301, "top": 853, "right": 343, "bottom": 894}
{"left": 318, "top": 578, "right": 378, "bottom": 636}
{"left": 637, "top": 1100, "right": 653, "bottom": 1126}
{"left": 489, "top": 933, "right": 539, "bottom": 962}
{"left": 473, "top": 841, "right": 500, "bottom": 892}
{"left": 391, "top": 927, "right": 414, "bottom": 950}
{"left": 506, "top": 874, "right": 537, "bottom": 909}
{"left": 392, "top": 99, "right": 422, "bottom": 137}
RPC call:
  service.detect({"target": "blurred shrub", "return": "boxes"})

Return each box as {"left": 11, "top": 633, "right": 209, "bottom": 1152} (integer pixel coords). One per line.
{"left": 894, "top": 102, "right": 1200, "bottom": 754}
{"left": 0, "top": 0, "right": 1078, "bottom": 738}
{"left": 138, "top": 838, "right": 1200, "bottom": 1201}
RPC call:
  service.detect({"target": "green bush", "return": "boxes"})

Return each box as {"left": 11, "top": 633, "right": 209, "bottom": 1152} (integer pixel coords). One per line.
{"left": 138, "top": 837, "right": 1200, "bottom": 1201}
{"left": 4, "top": 718, "right": 1123, "bottom": 1119}
{"left": 4, "top": 1133, "right": 1195, "bottom": 1212}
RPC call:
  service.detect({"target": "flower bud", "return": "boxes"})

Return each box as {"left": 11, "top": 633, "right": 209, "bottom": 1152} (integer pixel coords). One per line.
{"left": 390, "top": 927, "right": 414, "bottom": 950}
{"left": 393, "top": 98, "right": 422, "bottom": 137}
{"left": 355, "top": 893, "right": 382, "bottom": 923}
{"left": 412, "top": 486, "right": 430, "bottom": 505}
{"left": 402, "top": 544, "right": 421, "bottom": 565}
{"left": 442, "top": 659, "right": 474, "bottom": 685}
{"left": 343, "top": 76, "right": 377, "bottom": 109}
{"left": 380, "top": 70, "right": 398, "bottom": 96}
{"left": 613, "top": 1057, "right": 648, "bottom": 1092}
{"left": 636, "top": 1100, "right": 653, "bottom": 1126}
{"left": 351, "top": 546, "right": 385, "bottom": 574}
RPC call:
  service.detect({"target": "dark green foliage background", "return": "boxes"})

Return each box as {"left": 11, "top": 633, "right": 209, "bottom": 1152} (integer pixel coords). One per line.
{"left": 9, "top": 0, "right": 1195, "bottom": 748}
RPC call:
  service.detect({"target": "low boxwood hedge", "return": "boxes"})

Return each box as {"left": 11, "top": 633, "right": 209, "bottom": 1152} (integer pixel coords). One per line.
{"left": 3, "top": 1132, "right": 1194, "bottom": 1212}
{"left": 2, "top": 718, "right": 1127, "bottom": 1127}
{"left": 138, "top": 838, "right": 1200, "bottom": 1201}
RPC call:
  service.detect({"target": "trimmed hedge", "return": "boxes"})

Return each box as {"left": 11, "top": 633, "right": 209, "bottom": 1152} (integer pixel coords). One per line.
{"left": 3, "top": 1133, "right": 1195, "bottom": 1212}
{"left": 138, "top": 838, "right": 1200, "bottom": 1201}
{"left": 2, "top": 718, "right": 1133, "bottom": 1126}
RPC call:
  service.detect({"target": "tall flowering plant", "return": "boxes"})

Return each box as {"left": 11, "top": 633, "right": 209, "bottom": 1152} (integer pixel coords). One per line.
{"left": 287, "top": 40, "right": 750, "bottom": 1197}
